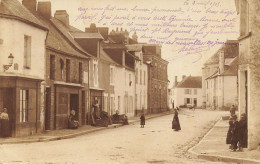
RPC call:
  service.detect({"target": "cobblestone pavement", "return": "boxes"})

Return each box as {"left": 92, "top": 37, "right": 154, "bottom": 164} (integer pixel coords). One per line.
{"left": 0, "top": 109, "right": 232, "bottom": 164}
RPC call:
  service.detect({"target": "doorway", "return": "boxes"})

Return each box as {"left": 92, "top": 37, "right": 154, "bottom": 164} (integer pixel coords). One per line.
{"left": 70, "top": 94, "right": 79, "bottom": 120}
{"left": 45, "top": 88, "right": 51, "bottom": 130}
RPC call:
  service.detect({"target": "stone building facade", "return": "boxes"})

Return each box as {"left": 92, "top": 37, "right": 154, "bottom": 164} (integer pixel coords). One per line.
{"left": 0, "top": 0, "right": 48, "bottom": 136}
{"left": 143, "top": 45, "right": 168, "bottom": 114}
{"left": 235, "top": 0, "right": 260, "bottom": 149}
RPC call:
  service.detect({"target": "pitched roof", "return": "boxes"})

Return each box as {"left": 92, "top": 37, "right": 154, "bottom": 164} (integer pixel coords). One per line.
{"left": 70, "top": 32, "right": 103, "bottom": 39}
{"left": 220, "top": 57, "right": 238, "bottom": 76}
{"left": 204, "top": 40, "right": 238, "bottom": 65}
{"left": 0, "top": 0, "right": 47, "bottom": 30}
{"left": 29, "top": 12, "right": 88, "bottom": 59}
{"left": 100, "top": 48, "right": 118, "bottom": 65}
{"left": 50, "top": 18, "right": 91, "bottom": 57}
{"left": 176, "top": 76, "right": 202, "bottom": 88}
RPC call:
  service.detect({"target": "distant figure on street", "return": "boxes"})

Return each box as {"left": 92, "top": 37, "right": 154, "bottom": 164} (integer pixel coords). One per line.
{"left": 172, "top": 101, "right": 174, "bottom": 109}
{"left": 140, "top": 113, "right": 145, "bottom": 128}
{"left": 238, "top": 113, "right": 248, "bottom": 151}
{"left": 68, "top": 110, "right": 79, "bottom": 129}
{"left": 226, "top": 117, "right": 234, "bottom": 149}
{"left": 172, "top": 108, "right": 181, "bottom": 131}
{"left": 230, "top": 105, "right": 236, "bottom": 116}
{"left": 93, "top": 97, "right": 101, "bottom": 120}
{"left": 231, "top": 115, "right": 239, "bottom": 151}
{"left": 0, "top": 108, "right": 10, "bottom": 137}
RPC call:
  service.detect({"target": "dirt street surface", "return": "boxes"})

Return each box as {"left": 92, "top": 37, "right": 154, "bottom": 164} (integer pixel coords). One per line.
{"left": 0, "top": 109, "right": 231, "bottom": 164}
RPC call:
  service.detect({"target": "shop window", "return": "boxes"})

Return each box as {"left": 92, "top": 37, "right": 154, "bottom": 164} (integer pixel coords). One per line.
{"left": 24, "top": 35, "right": 31, "bottom": 69}
{"left": 20, "top": 89, "right": 29, "bottom": 123}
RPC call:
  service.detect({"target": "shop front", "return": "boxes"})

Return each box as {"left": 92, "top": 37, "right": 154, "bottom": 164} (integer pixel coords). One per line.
{"left": 0, "top": 75, "right": 43, "bottom": 137}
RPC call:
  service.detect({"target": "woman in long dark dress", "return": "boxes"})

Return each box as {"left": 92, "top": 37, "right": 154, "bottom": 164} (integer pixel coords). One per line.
{"left": 172, "top": 109, "right": 181, "bottom": 131}
{"left": 226, "top": 117, "right": 234, "bottom": 149}
{"left": 0, "top": 108, "right": 10, "bottom": 137}
{"left": 140, "top": 113, "right": 145, "bottom": 128}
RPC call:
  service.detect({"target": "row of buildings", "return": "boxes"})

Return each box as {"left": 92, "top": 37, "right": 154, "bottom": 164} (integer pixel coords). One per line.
{"left": 0, "top": 0, "right": 168, "bottom": 137}
{"left": 201, "top": 0, "right": 260, "bottom": 150}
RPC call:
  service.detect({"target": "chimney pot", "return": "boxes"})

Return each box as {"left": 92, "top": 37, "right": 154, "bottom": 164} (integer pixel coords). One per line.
{"left": 38, "top": 1, "right": 52, "bottom": 19}
{"left": 54, "top": 10, "right": 70, "bottom": 28}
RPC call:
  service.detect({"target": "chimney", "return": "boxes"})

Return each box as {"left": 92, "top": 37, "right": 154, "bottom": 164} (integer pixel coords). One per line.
{"left": 182, "top": 75, "right": 186, "bottom": 80}
{"left": 37, "top": 1, "right": 51, "bottom": 19}
{"left": 22, "top": 0, "right": 37, "bottom": 12}
{"left": 132, "top": 32, "right": 138, "bottom": 42}
{"left": 174, "top": 76, "right": 178, "bottom": 86}
{"left": 219, "top": 50, "right": 225, "bottom": 73}
{"left": 85, "top": 23, "right": 98, "bottom": 33}
{"left": 54, "top": 10, "right": 69, "bottom": 27}
{"left": 97, "top": 27, "right": 109, "bottom": 40}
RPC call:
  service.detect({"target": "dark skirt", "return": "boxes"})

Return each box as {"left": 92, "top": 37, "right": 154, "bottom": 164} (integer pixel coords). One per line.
{"left": 0, "top": 119, "right": 10, "bottom": 137}
{"left": 140, "top": 120, "right": 145, "bottom": 125}
{"left": 172, "top": 119, "right": 181, "bottom": 131}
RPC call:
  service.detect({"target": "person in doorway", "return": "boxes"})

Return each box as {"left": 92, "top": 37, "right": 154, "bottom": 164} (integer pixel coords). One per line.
{"left": 226, "top": 117, "right": 234, "bottom": 149}
{"left": 93, "top": 97, "right": 101, "bottom": 120}
{"left": 68, "top": 110, "right": 79, "bottom": 129}
{"left": 238, "top": 113, "right": 248, "bottom": 151}
{"left": 231, "top": 115, "right": 239, "bottom": 151}
{"left": 172, "top": 101, "right": 175, "bottom": 109}
{"left": 140, "top": 113, "right": 145, "bottom": 128}
{"left": 230, "top": 105, "right": 236, "bottom": 116}
{"left": 172, "top": 108, "right": 181, "bottom": 131}
{"left": 0, "top": 108, "right": 10, "bottom": 137}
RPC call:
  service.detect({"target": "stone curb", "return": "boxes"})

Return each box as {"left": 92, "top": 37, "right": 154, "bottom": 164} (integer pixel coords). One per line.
{"left": 0, "top": 111, "right": 174, "bottom": 145}
{"left": 188, "top": 119, "right": 260, "bottom": 164}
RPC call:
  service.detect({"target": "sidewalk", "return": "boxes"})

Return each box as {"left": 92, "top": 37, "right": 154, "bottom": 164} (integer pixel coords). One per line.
{"left": 0, "top": 110, "right": 174, "bottom": 145}
{"left": 189, "top": 118, "right": 260, "bottom": 164}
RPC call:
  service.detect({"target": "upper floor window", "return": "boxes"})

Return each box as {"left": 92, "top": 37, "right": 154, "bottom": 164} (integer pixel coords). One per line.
{"left": 110, "top": 66, "right": 114, "bottom": 85}
{"left": 79, "top": 62, "right": 83, "bottom": 84}
{"left": 93, "top": 61, "right": 98, "bottom": 87}
{"left": 66, "top": 59, "right": 70, "bottom": 82}
{"left": 50, "top": 55, "right": 55, "bottom": 80}
{"left": 194, "top": 89, "right": 197, "bottom": 95}
{"left": 136, "top": 68, "right": 138, "bottom": 84}
{"left": 140, "top": 69, "right": 142, "bottom": 84}
{"left": 184, "top": 89, "right": 191, "bottom": 94}
{"left": 240, "top": 0, "right": 249, "bottom": 36}
{"left": 144, "top": 71, "right": 146, "bottom": 85}
{"left": 24, "top": 35, "right": 31, "bottom": 69}
{"left": 60, "top": 59, "right": 64, "bottom": 80}
{"left": 129, "top": 73, "right": 132, "bottom": 86}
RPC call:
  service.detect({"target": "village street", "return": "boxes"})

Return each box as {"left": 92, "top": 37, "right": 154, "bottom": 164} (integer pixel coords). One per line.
{"left": 0, "top": 109, "right": 230, "bottom": 164}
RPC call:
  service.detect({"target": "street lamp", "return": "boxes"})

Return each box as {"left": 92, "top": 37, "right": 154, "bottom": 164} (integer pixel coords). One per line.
{"left": 3, "top": 53, "right": 14, "bottom": 72}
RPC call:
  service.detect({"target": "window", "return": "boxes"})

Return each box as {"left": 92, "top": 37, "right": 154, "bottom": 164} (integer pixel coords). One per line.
{"left": 20, "top": 89, "right": 29, "bottom": 122}
{"left": 184, "top": 98, "right": 191, "bottom": 104}
{"left": 50, "top": 55, "right": 55, "bottom": 80}
{"left": 118, "top": 96, "right": 121, "bottom": 111}
{"left": 144, "top": 71, "right": 146, "bottom": 85}
{"left": 93, "top": 61, "right": 98, "bottom": 86}
{"left": 136, "top": 68, "right": 138, "bottom": 84}
{"left": 110, "top": 66, "right": 114, "bottom": 84}
{"left": 194, "top": 89, "right": 197, "bottom": 95}
{"left": 129, "top": 73, "right": 131, "bottom": 86}
{"left": 60, "top": 59, "right": 64, "bottom": 80}
{"left": 140, "top": 69, "right": 142, "bottom": 84}
{"left": 184, "top": 89, "right": 191, "bottom": 94}
{"left": 66, "top": 59, "right": 70, "bottom": 82}
{"left": 24, "top": 35, "right": 31, "bottom": 69}
{"left": 79, "top": 62, "right": 82, "bottom": 84}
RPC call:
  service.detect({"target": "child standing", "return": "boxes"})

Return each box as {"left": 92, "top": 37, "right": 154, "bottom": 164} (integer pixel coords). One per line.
{"left": 140, "top": 113, "right": 145, "bottom": 128}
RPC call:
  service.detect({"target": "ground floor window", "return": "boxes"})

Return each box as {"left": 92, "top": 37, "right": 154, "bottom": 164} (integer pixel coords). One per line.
{"left": 19, "top": 89, "right": 29, "bottom": 122}
{"left": 184, "top": 98, "right": 191, "bottom": 104}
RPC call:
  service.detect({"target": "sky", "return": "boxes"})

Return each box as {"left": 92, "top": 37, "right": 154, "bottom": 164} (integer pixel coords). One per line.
{"left": 21, "top": 0, "right": 239, "bottom": 87}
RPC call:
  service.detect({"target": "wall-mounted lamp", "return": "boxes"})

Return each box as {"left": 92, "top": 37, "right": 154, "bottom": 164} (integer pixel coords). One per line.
{"left": 3, "top": 53, "right": 14, "bottom": 72}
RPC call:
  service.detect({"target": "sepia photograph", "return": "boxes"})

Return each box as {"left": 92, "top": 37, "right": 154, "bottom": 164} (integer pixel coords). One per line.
{"left": 0, "top": 0, "right": 260, "bottom": 163}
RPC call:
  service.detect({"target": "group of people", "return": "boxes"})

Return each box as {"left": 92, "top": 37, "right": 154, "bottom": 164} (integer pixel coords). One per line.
{"left": 140, "top": 108, "right": 181, "bottom": 132}
{"left": 0, "top": 108, "right": 10, "bottom": 137}
{"left": 226, "top": 105, "right": 248, "bottom": 152}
